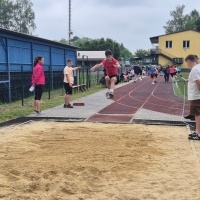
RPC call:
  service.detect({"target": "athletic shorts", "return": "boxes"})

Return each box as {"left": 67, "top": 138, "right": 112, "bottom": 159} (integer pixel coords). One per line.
{"left": 170, "top": 73, "right": 174, "bottom": 77}
{"left": 107, "top": 75, "right": 120, "bottom": 85}
{"left": 64, "top": 82, "right": 72, "bottom": 95}
{"left": 150, "top": 74, "right": 155, "bottom": 79}
{"left": 189, "top": 99, "right": 200, "bottom": 116}
{"left": 34, "top": 85, "right": 43, "bottom": 100}
{"left": 135, "top": 72, "right": 140, "bottom": 75}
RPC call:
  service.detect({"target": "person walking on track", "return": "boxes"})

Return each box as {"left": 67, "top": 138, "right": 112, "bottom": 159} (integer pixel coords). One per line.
{"left": 90, "top": 49, "right": 121, "bottom": 99}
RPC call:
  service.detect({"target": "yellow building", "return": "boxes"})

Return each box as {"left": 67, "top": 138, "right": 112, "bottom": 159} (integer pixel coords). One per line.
{"left": 150, "top": 30, "right": 200, "bottom": 68}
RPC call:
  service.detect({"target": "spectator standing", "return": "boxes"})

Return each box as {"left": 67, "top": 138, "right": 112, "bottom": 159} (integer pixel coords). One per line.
{"left": 185, "top": 54, "right": 200, "bottom": 140}
{"left": 63, "top": 59, "right": 81, "bottom": 108}
{"left": 31, "top": 56, "right": 45, "bottom": 114}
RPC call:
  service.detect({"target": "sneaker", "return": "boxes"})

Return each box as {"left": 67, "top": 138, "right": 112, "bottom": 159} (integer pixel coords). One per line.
{"left": 188, "top": 132, "right": 198, "bottom": 137}
{"left": 66, "top": 103, "right": 73, "bottom": 108}
{"left": 190, "top": 116, "right": 195, "bottom": 121}
{"left": 188, "top": 134, "right": 200, "bottom": 140}
{"left": 106, "top": 92, "right": 109, "bottom": 97}
{"left": 109, "top": 92, "right": 114, "bottom": 99}
{"left": 151, "top": 82, "right": 155, "bottom": 84}
{"left": 184, "top": 115, "right": 194, "bottom": 119}
{"left": 34, "top": 110, "right": 41, "bottom": 114}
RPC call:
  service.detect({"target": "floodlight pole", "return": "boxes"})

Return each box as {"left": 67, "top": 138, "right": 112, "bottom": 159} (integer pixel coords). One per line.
{"left": 68, "top": 0, "right": 73, "bottom": 44}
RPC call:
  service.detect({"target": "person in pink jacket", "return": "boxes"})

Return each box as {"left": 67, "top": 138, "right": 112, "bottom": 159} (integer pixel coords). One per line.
{"left": 31, "top": 56, "right": 45, "bottom": 114}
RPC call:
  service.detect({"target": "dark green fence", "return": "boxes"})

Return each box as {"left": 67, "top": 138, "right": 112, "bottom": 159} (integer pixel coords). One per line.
{"left": 0, "top": 64, "right": 105, "bottom": 104}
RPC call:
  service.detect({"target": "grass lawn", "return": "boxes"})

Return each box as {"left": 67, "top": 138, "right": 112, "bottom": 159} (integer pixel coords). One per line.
{"left": 173, "top": 72, "right": 189, "bottom": 99}
{"left": 0, "top": 85, "right": 105, "bottom": 124}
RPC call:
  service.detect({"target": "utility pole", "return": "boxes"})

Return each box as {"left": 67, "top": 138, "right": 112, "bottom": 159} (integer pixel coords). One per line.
{"left": 68, "top": 0, "right": 73, "bottom": 44}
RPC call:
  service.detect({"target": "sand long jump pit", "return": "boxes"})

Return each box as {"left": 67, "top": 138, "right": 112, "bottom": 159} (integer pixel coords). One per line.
{"left": 0, "top": 121, "right": 200, "bottom": 200}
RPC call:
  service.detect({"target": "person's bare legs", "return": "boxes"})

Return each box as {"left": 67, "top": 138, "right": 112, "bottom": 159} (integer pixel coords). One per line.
{"left": 34, "top": 100, "right": 40, "bottom": 111}
{"left": 64, "top": 94, "right": 71, "bottom": 105}
{"left": 110, "top": 77, "right": 117, "bottom": 90}
{"left": 105, "top": 76, "right": 117, "bottom": 98}
{"left": 195, "top": 115, "right": 200, "bottom": 134}
{"left": 105, "top": 76, "right": 111, "bottom": 89}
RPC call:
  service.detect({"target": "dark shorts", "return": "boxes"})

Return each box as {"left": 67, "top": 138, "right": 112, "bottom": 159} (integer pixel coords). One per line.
{"left": 150, "top": 74, "right": 155, "bottom": 79}
{"left": 106, "top": 75, "right": 120, "bottom": 85}
{"left": 170, "top": 73, "right": 174, "bottom": 77}
{"left": 64, "top": 82, "right": 72, "bottom": 95}
{"left": 189, "top": 99, "right": 200, "bottom": 116}
{"left": 34, "top": 85, "right": 43, "bottom": 100}
{"left": 135, "top": 72, "right": 140, "bottom": 75}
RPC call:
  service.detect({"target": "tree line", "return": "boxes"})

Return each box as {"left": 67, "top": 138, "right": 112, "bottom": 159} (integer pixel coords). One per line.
{"left": 59, "top": 37, "right": 133, "bottom": 61}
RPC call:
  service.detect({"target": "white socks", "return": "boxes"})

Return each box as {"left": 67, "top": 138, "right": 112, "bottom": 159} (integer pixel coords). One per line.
{"left": 109, "top": 89, "right": 114, "bottom": 93}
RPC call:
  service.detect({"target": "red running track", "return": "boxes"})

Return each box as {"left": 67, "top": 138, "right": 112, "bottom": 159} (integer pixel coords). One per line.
{"left": 87, "top": 76, "right": 190, "bottom": 123}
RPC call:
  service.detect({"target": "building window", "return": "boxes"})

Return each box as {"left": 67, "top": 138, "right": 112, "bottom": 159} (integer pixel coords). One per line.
{"left": 183, "top": 40, "right": 190, "bottom": 48}
{"left": 166, "top": 41, "right": 172, "bottom": 48}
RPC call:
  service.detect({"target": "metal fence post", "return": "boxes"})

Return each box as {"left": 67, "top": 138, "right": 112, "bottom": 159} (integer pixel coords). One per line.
{"left": 21, "top": 65, "right": 24, "bottom": 106}
{"left": 48, "top": 65, "right": 51, "bottom": 100}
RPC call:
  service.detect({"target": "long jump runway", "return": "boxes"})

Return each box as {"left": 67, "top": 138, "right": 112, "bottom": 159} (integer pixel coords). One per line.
{"left": 87, "top": 76, "right": 190, "bottom": 123}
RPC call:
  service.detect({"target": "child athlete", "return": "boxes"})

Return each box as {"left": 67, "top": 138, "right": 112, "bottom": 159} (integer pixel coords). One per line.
{"left": 90, "top": 49, "right": 121, "bottom": 99}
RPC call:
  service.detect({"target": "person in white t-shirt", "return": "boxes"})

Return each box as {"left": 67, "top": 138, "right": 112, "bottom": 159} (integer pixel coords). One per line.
{"left": 63, "top": 59, "right": 81, "bottom": 108}
{"left": 185, "top": 54, "right": 200, "bottom": 140}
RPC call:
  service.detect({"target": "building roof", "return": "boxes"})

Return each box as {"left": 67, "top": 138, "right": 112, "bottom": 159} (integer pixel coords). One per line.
{"left": 150, "top": 30, "right": 200, "bottom": 44}
{"left": 77, "top": 51, "right": 105, "bottom": 61}
{"left": 0, "top": 27, "right": 77, "bottom": 49}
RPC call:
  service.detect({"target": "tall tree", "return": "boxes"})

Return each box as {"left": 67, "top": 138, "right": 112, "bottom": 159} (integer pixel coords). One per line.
{"left": 196, "top": 18, "right": 200, "bottom": 31}
{"left": 163, "top": 5, "right": 187, "bottom": 34}
{"left": 164, "top": 5, "right": 200, "bottom": 34}
{"left": 134, "top": 49, "right": 150, "bottom": 58}
{"left": 0, "top": 0, "right": 13, "bottom": 29}
{"left": 184, "top": 9, "right": 200, "bottom": 30}
{"left": 0, "top": 0, "right": 36, "bottom": 34}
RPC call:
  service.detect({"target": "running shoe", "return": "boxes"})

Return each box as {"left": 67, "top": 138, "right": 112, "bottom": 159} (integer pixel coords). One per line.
{"left": 151, "top": 82, "right": 155, "bottom": 84}
{"left": 184, "top": 115, "right": 194, "bottom": 119}
{"left": 188, "top": 132, "right": 198, "bottom": 137}
{"left": 109, "top": 92, "right": 114, "bottom": 99}
{"left": 64, "top": 103, "right": 73, "bottom": 108}
{"left": 34, "top": 110, "right": 41, "bottom": 114}
{"left": 190, "top": 116, "right": 195, "bottom": 121}
{"left": 66, "top": 103, "right": 73, "bottom": 108}
{"left": 188, "top": 134, "right": 200, "bottom": 140}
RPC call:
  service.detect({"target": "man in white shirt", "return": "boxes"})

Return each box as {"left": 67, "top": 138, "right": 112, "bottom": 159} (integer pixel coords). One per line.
{"left": 185, "top": 54, "right": 200, "bottom": 140}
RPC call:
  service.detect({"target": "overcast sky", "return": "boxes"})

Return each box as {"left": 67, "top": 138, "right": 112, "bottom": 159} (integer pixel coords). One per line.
{"left": 31, "top": 0, "right": 200, "bottom": 53}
